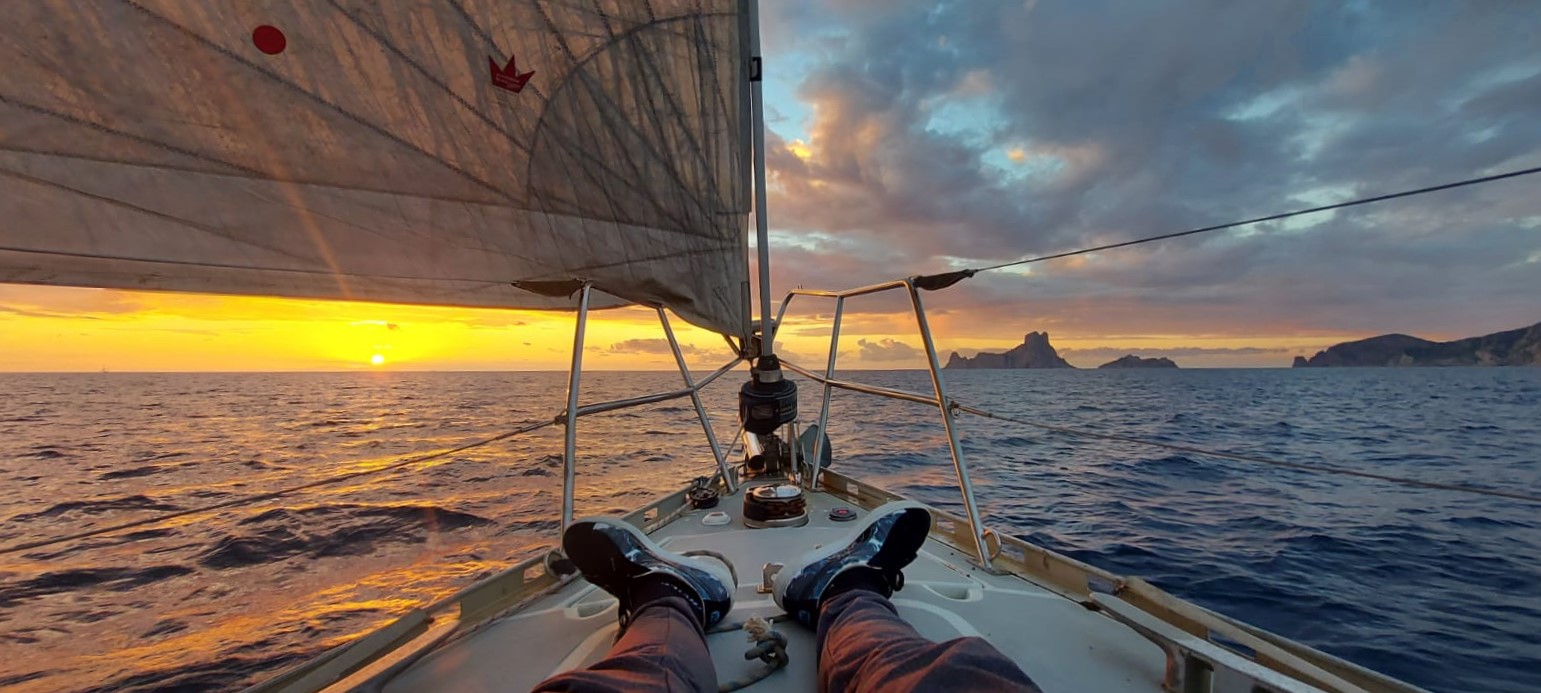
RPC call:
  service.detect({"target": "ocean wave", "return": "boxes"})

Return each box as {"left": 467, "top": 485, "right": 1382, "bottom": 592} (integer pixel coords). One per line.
{"left": 0, "top": 565, "right": 194, "bottom": 608}
{"left": 495, "top": 519, "right": 561, "bottom": 535}
{"left": 198, "top": 504, "right": 494, "bottom": 569}
{"left": 84, "top": 650, "right": 310, "bottom": 693}
{"left": 2, "top": 369, "right": 1538, "bottom": 693}
{"left": 21, "top": 529, "right": 179, "bottom": 561}
{"left": 10, "top": 495, "right": 182, "bottom": 521}
{"left": 24, "top": 447, "right": 68, "bottom": 459}
{"left": 97, "top": 465, "right": 172, "bottom": 480}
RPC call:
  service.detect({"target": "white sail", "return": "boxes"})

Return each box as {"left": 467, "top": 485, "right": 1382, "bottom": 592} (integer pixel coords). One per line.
{"left": 0, "top": 0, "right": 752, "bottom": 337}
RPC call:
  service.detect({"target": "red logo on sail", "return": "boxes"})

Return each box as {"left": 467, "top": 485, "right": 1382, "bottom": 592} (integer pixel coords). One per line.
{"left": 489, "top": 55, "right": 534, "bottom": 93}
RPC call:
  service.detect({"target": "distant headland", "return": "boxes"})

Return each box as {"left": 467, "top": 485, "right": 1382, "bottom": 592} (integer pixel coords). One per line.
{"left": 946, "top": 332, "right": 1074, "bottom": 369}
{"left": 1098, "top": 355, "right": 1178, "bottom": 369}
{"left": 941, "top": 321, "right": 1541, "bottom": 370}
{"left": 1292, "top": 321, "right": 1541, "bottom": 367}
{"left": 945, "top": 333, "right": 1181, "bottom": 370}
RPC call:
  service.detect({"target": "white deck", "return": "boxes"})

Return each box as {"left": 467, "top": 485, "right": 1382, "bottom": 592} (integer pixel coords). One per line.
{"left": 384, "top": 484, "right": 1168, "bottom": 692}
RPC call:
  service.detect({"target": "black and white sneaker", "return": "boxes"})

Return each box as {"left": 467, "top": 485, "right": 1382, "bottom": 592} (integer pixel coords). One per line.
{"left": 773, "top": 501, "right": 931, "bottom": 628}
{"left": 563, "top": 517, "right": 735, "bottom": 629}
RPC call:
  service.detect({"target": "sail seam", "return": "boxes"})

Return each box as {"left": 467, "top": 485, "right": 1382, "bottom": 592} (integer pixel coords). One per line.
{"left": 321, "top": 0, "right": 536, "bottom": 161}
{"left": 0, "top": 93, "right": 260, "bottom": 178}
{"left": 0, "top": 156, "right": 551, "bottom": 268}
{"left": 116, "top": 0, "right": 523, "bottom": 205}
{"left": 529, "top": 1, "right": 668, "bottom": 243}
{"left": 0, "top": 145, "right": 510, "bottom": 209}
{"left": 0, "top": 164, "right": 342, "bottom": 268}
{"left": 1, "top": 241, "right": 736, "bottom": 289}
{"left": 627, "top": 16, "right": 717, "bottom": 226}
{"left": 441, "top": 0, "right": 702, "bottom": 227}
{"left": 525, "top": 4, "right": 736, "bottom": 239}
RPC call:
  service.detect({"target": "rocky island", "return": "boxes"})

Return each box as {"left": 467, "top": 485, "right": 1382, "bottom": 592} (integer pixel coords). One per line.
{"left": 1098, "top": 355, "right": 1178, "bottom": 369}
{"left": 946, "top": 332, "right": 1074, "bottom": 369}
{"left": 1293, "top": 321, "right": 1541, "bottom": 367}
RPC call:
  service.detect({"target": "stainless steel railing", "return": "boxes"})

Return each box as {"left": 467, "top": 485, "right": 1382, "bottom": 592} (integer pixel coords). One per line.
{"left": 558, "top": 283, "right": 740, "bottom": 530}
{"left": 772, "top": 277, "right": 995, "bottom": 570}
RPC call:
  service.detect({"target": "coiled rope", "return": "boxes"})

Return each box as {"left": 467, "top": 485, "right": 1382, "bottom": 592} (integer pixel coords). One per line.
{"left": 711, "top": 614, "right": 792, "bottom": 692}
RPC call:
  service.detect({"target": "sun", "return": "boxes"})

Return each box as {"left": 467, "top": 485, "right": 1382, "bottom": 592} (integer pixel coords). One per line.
{"left": 370, "top": 353, "right": 385, "bottom": 366}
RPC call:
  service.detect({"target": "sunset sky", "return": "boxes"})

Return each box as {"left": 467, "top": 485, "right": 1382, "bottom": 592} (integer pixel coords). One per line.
{"left": 3, "top": 0, "right": 1538, "bottom": 371}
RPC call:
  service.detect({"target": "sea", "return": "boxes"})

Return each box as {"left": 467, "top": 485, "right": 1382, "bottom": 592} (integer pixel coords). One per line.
{"left": 1, "top": 368, "right": 1538, "bottom": 693}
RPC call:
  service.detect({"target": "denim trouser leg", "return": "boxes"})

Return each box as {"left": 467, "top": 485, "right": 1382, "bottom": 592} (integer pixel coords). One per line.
{"left": 816, "top": 589, "right": 1043, "bottom": 693}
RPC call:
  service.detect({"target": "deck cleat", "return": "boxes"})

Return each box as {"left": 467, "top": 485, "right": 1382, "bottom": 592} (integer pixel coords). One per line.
{"left": 773, "top": 501, "right": 932, "bottom": 628}
{"left": 563, "top": 517, "right": 735, "bottom": 629}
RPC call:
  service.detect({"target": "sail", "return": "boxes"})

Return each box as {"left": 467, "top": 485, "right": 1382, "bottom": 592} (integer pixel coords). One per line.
{"left": 0, "top": 0, "right": 752, "bottom": 337}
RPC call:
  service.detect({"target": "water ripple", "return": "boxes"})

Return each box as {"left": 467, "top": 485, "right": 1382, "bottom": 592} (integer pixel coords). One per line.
{"left": 0, "top": 369, "right": 1536, "bottom": 692}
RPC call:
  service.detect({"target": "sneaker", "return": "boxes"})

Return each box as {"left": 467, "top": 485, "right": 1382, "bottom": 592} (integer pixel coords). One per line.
{"left": 563, "top": 517, "right": 735, "bottom": 628}
{"left": 773, "top": 501, "right": 931, "bottom": 628}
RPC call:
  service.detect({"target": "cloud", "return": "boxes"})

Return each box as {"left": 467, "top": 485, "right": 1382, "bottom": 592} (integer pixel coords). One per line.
{"left": 755, "top": 0, "right": 1541, "bottom": 344}
{"left": 608, "top": 338, "right": 702, "bottom": 356}
{"left": 0, "top": 304, "right": 105, "bottom": 320}
{"left": 5, "top": 3, "right": 1538, "bottom": 370}
{"left": 769, "top": 347, "right": 824, "bottom": 369}
{"left": 456, "top": 316, "right": 529, "bottom": 329}
{"left": 0, "top": 285, "right": 146, "bottom": 317}
{"left": 854, "top": 338, "right": 921, "bottom": 362}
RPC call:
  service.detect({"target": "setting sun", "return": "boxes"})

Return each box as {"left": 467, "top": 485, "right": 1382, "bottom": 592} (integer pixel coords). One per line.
{"left": 370, "top": 354, "right": 385, "bottom": 366}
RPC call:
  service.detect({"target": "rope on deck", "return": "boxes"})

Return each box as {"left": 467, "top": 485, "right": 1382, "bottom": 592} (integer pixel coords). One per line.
{"left": 712, "top": 615, "right": 792, "bottom": 692}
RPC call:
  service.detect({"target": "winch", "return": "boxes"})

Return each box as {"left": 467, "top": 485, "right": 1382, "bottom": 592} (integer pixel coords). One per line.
{"left": 742, "top": 483, "right": 808, "bottom": 528}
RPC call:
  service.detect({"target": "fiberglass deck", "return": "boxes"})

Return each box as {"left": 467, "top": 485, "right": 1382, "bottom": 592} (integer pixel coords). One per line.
{"left": 382, "top": 483, "right": 1167, "bottom": 693}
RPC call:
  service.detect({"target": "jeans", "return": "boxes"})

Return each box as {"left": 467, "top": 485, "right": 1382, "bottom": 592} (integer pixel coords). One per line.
{"left": 533, "top": 591, "right": 1041, "bottom": 692}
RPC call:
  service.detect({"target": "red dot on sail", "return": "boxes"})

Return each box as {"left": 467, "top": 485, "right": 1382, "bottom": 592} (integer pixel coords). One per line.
{"left": 252, "top": 25, "right": 286, "bottom": 55}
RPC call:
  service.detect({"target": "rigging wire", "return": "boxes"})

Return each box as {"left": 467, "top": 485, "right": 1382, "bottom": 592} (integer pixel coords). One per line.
{"left": 951, "top": 403, "right": 1541, "bottom": 505}
{"left": 969, "top": 165, "right": 1541, "bottom": 273}
{"left": 0, "top": 418, "right": 559, "bottom": 557}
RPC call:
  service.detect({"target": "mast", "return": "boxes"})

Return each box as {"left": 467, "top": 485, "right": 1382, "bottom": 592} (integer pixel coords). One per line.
{"left": 747, "top": 0, "right": 774, "bottom": 355}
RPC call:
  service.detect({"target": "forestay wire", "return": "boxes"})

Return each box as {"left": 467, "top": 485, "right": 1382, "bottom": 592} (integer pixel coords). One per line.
{"left": 901, "top": 165, "right": 1541, "bottom": 504}
{"left": 951, "top": 402, "right": 1541, "bottom": 504}
{"left": 12, "top": 389, "right": 1538, "bottom": 557}
{"left": 0, "top": 418, "right": 559, "bottom": 557}
{"left": 965, "top": 165, "right": 1541, "bottom": 274}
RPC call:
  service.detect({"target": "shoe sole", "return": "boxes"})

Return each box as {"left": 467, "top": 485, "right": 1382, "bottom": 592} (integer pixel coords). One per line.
{"left": 564, "top": 517, "right": 735, "bottom": 616}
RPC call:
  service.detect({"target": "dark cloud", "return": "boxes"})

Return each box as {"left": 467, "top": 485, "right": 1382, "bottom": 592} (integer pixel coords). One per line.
{"left": 459, "top": 316, "right": 528, "bottom": 329}
{"left": 854, "top": 338, "right": 921, "bottom": 362}
{"left": 759, "top": 0, "right": 1541, "bottom": 343}
{"left": 608, "top": 338, "right": 702, "bottom": 356}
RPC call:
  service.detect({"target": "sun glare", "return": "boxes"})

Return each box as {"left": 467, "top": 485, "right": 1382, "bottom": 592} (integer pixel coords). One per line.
{"left": 370, "top": 354, "right": 385, "bottom": 366}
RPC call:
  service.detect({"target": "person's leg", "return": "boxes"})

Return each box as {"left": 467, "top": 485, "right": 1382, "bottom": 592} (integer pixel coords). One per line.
{"left": 530, "top": 517, "right": 735, "bottom": 693}
{"left": 774, "top": 501, "right": 1040, "bottom": 692}
{"left": 533, "top": 595, "right": 715, "bottom": 693}
{"left": 816, "top": 574, "right": 1041, "bottom": 692}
